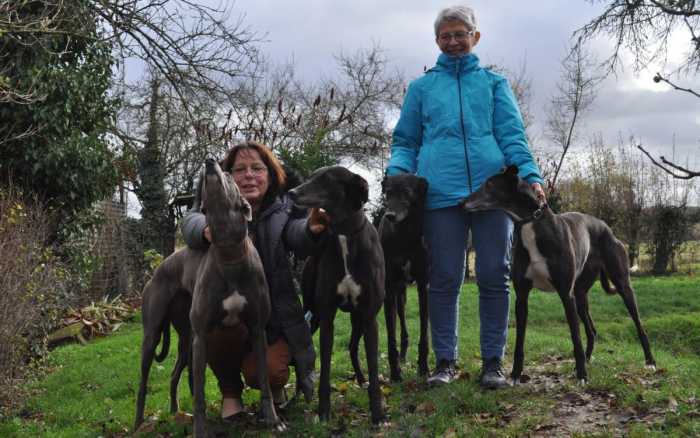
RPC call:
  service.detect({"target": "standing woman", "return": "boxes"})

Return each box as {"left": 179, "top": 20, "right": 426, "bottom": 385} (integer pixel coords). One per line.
{"left": 385, "top": 5, "right": 546, "bottom": 389}
{"left": 182, "top": 141, "right": 327, "bottom": 419}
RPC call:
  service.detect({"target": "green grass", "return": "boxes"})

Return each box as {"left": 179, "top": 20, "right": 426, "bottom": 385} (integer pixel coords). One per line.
{"left": 2, "top": 274, "right": 700, "bottom": 437}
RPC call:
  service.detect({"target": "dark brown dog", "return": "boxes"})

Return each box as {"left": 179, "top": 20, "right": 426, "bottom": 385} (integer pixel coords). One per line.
{"left": 289, "top": 166, "right": 386, "bottom": 424}
{"left": 461, "top": 165, "right": 656, "bottom": 384}
{"left": 378, "top": 174, "right": 430, "bottom": 381}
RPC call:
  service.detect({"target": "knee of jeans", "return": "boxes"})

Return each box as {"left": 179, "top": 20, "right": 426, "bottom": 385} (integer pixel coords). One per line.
{"left": 475, "top": 265, "right": 510, "bottom": 293}
{"left": 430, "top": 268, "right": 464, "bottom": 293}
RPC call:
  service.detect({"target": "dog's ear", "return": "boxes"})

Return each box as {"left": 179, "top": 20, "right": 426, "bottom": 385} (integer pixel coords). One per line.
{"left": 240, "top": 197, "right": 252, "bottom": 221}
{"left": 347, "top": 173, "right": 369, "bottom": 209}
{"left": 504, "top": 165, "right": 519, "bottom": 176}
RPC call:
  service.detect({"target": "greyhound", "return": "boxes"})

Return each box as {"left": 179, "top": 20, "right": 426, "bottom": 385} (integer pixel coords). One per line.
{"left": 186, "top": 158, "right": 284, "bottom": 436}
{"left": 378, "top": 174, "right": 430, "bottom": 381}
{"left": 460, "top": 165, "right": 656, "bottom": 384}
{"left": 289, "top": 166, "right": 386, "bottom": 425}
{"left": 134, "top": 285, "right": 192, "bottom": 429}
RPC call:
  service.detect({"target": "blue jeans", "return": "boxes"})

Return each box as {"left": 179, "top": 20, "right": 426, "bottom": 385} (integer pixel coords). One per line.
{"left": 424, "top": 206, "right": 513, "bottom": 362}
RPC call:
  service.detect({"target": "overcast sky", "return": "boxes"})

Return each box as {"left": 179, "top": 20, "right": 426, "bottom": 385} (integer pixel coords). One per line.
{"left": 230, "top": 0, "right": 699, "bottom": 171}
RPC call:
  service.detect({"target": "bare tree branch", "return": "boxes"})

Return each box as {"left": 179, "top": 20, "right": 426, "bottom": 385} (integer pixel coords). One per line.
{"left": 574, "top": 0, "right": 700, "bottom": 74}
{"left": 546, "top": 45, "right": 602, "bottom": 190}
{"left": 653, "top": 72, "right": 700, "bottom": 97}
{"left": 637, "top": 143, "right": 699, "bottom": 179}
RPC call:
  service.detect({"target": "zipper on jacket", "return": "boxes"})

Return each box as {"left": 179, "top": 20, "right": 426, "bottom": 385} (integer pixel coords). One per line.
{"left": 456, "top": 58, "right": 473, "bottom": 193}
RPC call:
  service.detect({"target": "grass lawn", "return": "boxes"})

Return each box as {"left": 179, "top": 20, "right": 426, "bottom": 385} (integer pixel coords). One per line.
{"left": 2, "top": 274, "right": 699, "bottom": 437}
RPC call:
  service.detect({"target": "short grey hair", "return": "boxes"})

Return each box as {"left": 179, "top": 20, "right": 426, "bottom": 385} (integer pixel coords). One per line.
{"left": 434, "top": 5, "right": 477, "bottom": 36}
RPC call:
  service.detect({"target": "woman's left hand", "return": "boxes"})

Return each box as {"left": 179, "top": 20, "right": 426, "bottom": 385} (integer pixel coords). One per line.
{"left": 308, "top": 208, "right": 330, "bottom": 234}
{"left": 531, "top": 182, "right": 547, "bottom": 206}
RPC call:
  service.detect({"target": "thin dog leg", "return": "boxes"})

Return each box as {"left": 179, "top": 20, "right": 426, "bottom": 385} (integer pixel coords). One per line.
{"left": 169, "top": 337, "right": 189, "bottom": 413}
{"left": 617, "top": 286, "right": 656, "bottom": 366}
{"left": 349, "top": 317, "right": 366, "bottom": 386}
{"left": 383, "top": 281, "right": 401, "bottom": 382}
{"left": 397, "top": 285, "right": 409, "bottom": 363}
{"left": 318, "top": 317, "right": 335, "bottom": 422}
{"left": 134, "top": 331, "right": 159, "bottom": 429}
{"left": 511, "top": 284, "right": 531, "bottom": 382}
{"left": 559, "top": 291, "right": 588, "bottom": 382}
{"left": 361, "top": 315, "right": 385, "bottom": 424}
{"left": 416, "top": 276, "right": 430, "bottom": 377}
{"left": 253, "top": 327, "right": 279, "bottom": 426}
{"left": 191, "top": 334, "right": 207, "bottom": 437}
{"left": 575, "top": 289, "right": 597, "bottom": 362}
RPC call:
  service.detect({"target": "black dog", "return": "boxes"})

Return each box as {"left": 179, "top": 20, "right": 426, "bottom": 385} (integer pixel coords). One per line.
{"left": 289, "top": 166, "right": 386, "bottom": 424}
{"left": 378, "top": 174, "right": 430, "bottom": 381}
{"left": 461, "top": 165, "right": 656, "bottom": 384}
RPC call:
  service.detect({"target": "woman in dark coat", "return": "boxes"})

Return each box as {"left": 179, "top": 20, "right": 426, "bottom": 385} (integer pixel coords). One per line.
{"left": 182, "top": 140, "right": 326, "bottom": 419}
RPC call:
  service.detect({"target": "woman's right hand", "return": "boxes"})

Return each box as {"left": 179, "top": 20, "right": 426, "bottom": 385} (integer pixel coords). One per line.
{"left": 203, "top": 225, "right": 212, "bottom": 242}
{"left": 308, "top": 208, "right": 329, "bottom": 234}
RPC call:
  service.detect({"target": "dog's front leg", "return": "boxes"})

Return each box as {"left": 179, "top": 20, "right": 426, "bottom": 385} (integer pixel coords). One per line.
{"left": 252, "top": 325, "right": 281, "bottom": 428}
{"left": 360, "top": 314, "right": 385, "bottom": 424}
{"left": 318, "top": 315, "right": 335, "bottom": 422}
{"left": 415, "top": 269, "right": 430, "bottom": 377}
{"left": 191, "top": 332, "right": 207, "bottom": 437}
{"left": 559, "top": 289, "right": 588, "bottom": 383}
{"left": 383, "top": 282, "right": 401, "bottom": 382}
{"left": 511, "top": 283, "right": 531, "bottom": 383}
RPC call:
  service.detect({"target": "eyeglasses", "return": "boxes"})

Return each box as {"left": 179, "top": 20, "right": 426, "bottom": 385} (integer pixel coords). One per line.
{"left": 438, "top": 31, "right": 475, "bottom": 42}
{"left": 232, "top": 164, "right": 267, "bottom": 176}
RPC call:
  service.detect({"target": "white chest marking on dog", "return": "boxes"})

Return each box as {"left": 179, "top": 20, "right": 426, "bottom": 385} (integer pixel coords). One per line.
{"left": 337, "top": 234, "right": 362, "bottom": 306}
{"left": 221, "top": 291, "right": 247, "bottom": 326}
{"left": 520, "top": 224, "right": 556, "bottom": 292}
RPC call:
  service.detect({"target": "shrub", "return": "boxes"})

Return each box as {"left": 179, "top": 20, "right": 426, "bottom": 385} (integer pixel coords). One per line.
{"left": 0, "top": 186, "right": 74, "bottom": 408}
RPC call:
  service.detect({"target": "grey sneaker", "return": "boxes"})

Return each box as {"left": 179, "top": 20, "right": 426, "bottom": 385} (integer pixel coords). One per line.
{"left": 479, "top": 357, "right": 508, "bottom": 389}
{"left": 427, "top": 359, "right": 457, "bottom": 386}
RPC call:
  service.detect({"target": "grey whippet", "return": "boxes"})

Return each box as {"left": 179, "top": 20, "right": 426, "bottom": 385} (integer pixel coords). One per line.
{"left": 460, "top": 165, "right": 655, "bottom": 384}
{"left": 290, "top": 166, "right": 386, "bottom": 424}
{"left": 134, "top": 159, "right": 282, "bottom": 435}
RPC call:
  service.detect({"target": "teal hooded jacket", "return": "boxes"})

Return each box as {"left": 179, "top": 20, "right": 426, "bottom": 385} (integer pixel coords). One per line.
{"left": 386, "top": 52, "right": 543, "bottom": 210}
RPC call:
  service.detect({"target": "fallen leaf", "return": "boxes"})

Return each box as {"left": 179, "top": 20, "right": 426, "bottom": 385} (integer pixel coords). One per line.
{"left": 415, "top": 401, "right": 436, "bottom": 415}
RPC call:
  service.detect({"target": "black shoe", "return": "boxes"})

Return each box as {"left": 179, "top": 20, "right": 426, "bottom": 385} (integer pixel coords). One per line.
{"left": 480, "top": 357, "right": 508, "bottom": 389}
{"left": 427, "top": 359, "right": 457, "bottom": 386}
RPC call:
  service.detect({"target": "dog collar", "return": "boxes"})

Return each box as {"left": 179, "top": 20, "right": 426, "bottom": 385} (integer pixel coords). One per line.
{"left": 515, "top": 203, "right": 548, "bottom": 226}
{"left": 330, "top": 214, "right": 368, "bottom": 237}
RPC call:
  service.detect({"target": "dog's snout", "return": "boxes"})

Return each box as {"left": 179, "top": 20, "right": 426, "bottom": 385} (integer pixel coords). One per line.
{"left": 205, "top": 158, "right": 217, "bottom": 173}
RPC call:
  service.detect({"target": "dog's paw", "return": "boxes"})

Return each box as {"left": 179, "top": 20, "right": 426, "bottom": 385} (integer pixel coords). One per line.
{"left": 645, "top": 364, "right": 657, "bottom": 372}
{"left": 577, "top": 378, "right": 587, "bottom": 387}
{"left": 273, "top": 420, "right": 288, "bottom": 432}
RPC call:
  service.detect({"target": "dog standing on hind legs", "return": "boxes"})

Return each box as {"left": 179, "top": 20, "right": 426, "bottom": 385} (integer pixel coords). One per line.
{"left": 460, "top": 165, "right": 656, "bottom": 384}
{"left": 290, "top": 166, "right": 386, "bottom": 425}
{"left": 378, "top": 174, "right": 430, "bottom": 382}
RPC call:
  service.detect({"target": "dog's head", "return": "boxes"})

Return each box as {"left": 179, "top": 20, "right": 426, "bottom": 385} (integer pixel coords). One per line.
{"left": 381, "top": 174, "right": 428, "bottom": 223}
{"left": 459, "top": 165, "right": 539, "bottom": 220}
{"left": 288, "top": 166, "right": 368, "bottom": 223}
{"left": 201, "top": 158, "right": 252, "bottom": 243}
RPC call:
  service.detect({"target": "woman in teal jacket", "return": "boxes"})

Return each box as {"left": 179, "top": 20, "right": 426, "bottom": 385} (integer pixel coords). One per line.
{"left": 386, "top": 5, "right": 546, "bottom": 389}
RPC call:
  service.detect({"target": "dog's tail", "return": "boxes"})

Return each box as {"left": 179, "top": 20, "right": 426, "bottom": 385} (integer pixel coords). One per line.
{"left": 599, "top": 270, "right": 618, "bottom": 295}
{"left": 154, "top": 318, "right": 171, "bottom": 362}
